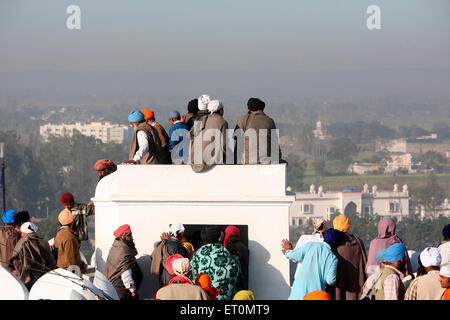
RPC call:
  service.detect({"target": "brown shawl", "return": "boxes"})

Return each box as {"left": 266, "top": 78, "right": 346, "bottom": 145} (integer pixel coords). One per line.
{"left": 104, "top": 239, "right": 138, "bottom": 284}
{"left": 331, "top": 232, "right": 367, "bottom": 300}
{"left": 9, "top": 233, "right": 57, "bottom": 289}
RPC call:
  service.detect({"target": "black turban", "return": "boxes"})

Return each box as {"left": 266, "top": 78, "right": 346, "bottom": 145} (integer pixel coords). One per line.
{"left": 247, "top": 97, "right": 265, "bottom": 111}
{"left": 201, "top": 226, "right": 221, "bottom": 244}
{"left": 187, "top": 99, "right": 199, "bottom": 114}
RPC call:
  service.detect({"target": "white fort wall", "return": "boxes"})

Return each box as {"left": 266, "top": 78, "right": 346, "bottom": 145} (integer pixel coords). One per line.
{"left": 92, "top": 164, "right": 294, "bottom": 300}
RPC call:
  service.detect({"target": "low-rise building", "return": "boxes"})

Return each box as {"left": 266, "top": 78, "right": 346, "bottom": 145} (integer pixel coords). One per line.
{"left": 289, "top": 184, "right": 411, "bottom": 226}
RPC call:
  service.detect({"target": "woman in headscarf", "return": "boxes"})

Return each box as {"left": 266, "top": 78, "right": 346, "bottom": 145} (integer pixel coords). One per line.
{"left": 189, "top": 226, "right": 241, "bottom": 300}
{"left": 366, "top": 217, "right": 412, "bottom": 278}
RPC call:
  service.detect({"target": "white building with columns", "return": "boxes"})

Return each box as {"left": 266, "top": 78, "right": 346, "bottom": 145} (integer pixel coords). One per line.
{"left": 289, "top": 184, "right": 411, "bottom": 226}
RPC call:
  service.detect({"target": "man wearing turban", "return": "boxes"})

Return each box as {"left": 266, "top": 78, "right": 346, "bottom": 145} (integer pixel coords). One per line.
{"left": 291, "top": 218, "right": 328, "bottom": 281}
{"left": 0, "top": 209, "right": 18, "bottom": 268}
{"left": 281, "top": 228, "right": 340, "bottom": 300}
{"left": 190, "top": 100, "right": 229, "bottom": 173}
{"left": 375, "top": 243, "right": 408, "bottom": 300}
{"left": 94, "top": 159, "right": 117, "bottom": 181}
{"left": 123, "top": 110, "right": 159, "bottom": 165}
{"left": 439, "top": 262, "right": 450, "bottom": 300}
{"left": 104, "top": 224, "right": 143, "bottom": 300}
{"left": 60, "top": 192, "right": 94, "bottom": 243}
{"left": 405, "top": 247, "right": 445, "bottom": 300}
{"left": 8, "top": 221, "right": 57, "bottom": 290}
{"left": 438, "top": 224, "right": 450, "bottom": 265}
{"left": 331, "top": 214, "right": 367, "bottom": 300}
{"left": 234, "top": 97, "right": 283, "bottom": 164}
{"left": 54, "top": 209, "right": 87, "bottom": 273}
{"left": 141, "top": 109, "right": 172, "bottom": 164}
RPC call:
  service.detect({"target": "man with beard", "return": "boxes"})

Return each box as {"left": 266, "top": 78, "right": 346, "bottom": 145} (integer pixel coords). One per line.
{"left": 5, "top": 211, "right": 31, "bottom": 267}
{"left": 0, "top": 209, "right": 17, "bottom": 268}
{"left": 94, "top": 159, "right": 117, "bottom": 181}
{"left": 8, "top": 222, "right": 57, "bottom": 290}
{"left": 60, "top": 193, "right": 94, "bottom": 244}
{"left": 375, "top": 243, "right": 408, "bottom": 300}
{"left": 104, "top": 224, "right": 143, "bottom": 300}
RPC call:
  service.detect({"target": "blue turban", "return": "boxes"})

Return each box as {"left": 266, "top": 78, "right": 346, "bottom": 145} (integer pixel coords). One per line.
{"left": 382, "top": 243, "right": 406, "bottom": 263}
{"left": 168, "top": 110, "right": 180, "bottom": 119}
{"left": 375, "top": 248, "right": 387, "bottom": 264}
{"left": 2, "top": 209, "right": 17, "bottom": 224}
{"left": 443, "top": 224, "right": 450, "bottom": 239}
{"left": 128, "top": 111, "right": 145, "bottom": 123}
{"left": 323, "top": 228, "right": 343, "bottom": 245}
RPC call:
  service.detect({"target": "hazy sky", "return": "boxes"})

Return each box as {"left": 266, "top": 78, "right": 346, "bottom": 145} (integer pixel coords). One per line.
{"left": 1, "top": 0, "right": 449, "bottom": 72}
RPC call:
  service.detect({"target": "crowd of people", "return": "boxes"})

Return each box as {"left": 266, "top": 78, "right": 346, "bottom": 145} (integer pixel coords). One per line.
{"left": 282, "top": 215, "right": 450, "bottom": 300}
{"left": 1, "top": 95, "right": 449, "bottom": 301}
{"left": 0, "top": 192, "right": 95, "bottom": 290}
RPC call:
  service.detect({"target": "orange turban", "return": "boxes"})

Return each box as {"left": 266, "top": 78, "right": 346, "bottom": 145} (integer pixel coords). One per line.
{"left": 303, "top": 291, "right": 331, "bottom": 300}
{"left": 333, "top": 214, "right": 351, "bottom": 233}
{"left": 58, "top": 208, "right": 74, "bottom": 226}
{"left": 444, "top": 288, "right": 450, "bottom": 301}
{"left": 141, "top": 109, "right": 154, "bottom": 120}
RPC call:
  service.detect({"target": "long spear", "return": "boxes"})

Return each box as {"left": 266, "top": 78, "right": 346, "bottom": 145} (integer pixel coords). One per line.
{"left": 0, "top": 142, "right": 5, "bottom": 216}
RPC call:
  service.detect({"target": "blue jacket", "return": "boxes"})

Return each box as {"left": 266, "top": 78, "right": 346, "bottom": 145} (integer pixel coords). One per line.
{"left": 169, "top": 121, "right": 189, "bottom": 158}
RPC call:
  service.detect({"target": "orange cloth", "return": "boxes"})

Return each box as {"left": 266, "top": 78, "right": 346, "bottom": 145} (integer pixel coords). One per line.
{"left": 195, "top": 273, "right": 220, "bottom": 300}
{"left": 333, "top": 214, "right": 351, "bottom": 233}
{"left": 141, "top": 109, "right": 155, "bottom": 120}
{"left": 302, "top": 291, "right": 331, "bottom": 300}
{"left": 444, "top": 288, "right": 450, "bottom": 300}
{"left": 58, "top": 208, "right": 74, "bottom": 226}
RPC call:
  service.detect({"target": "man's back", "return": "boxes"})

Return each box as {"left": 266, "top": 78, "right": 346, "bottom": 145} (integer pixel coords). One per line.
{"left": 54, "top": 227, "right": 81, "bottom": 269}
{"left": 155, "top": 283, "right": 210, "bottom": 300}
{"left": 235, "top": 111, "right": 279, "bottom": 164}
{"left": 70, "top": 203, "right": 94, "bottom": 242}
{"left": 439, "top": 241, "right": 450, "bottom": 265}
{"left": 406, "top": 271, "right": 445, "bottom": 300}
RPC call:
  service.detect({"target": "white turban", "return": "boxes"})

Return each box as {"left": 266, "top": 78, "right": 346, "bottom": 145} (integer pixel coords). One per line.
{"left": 419, "top": 247, "right": 442, "bottom": 267}
{"left": 20, "top": 221, "right": 38, "bottom": 234}
{"left": 168, "top": 223, "right": 185, "bottom": 236}
{"left": 207, "top": 100, "right": 223, "bottom": 113}
{"left": 440, "top": 262, "right": 450, "bottom": 278}
{"left": 198, "top": 94, "right": 211, "bottom": 111}
{"left": 172, "top": 258, "right": 190, "bottom": 276}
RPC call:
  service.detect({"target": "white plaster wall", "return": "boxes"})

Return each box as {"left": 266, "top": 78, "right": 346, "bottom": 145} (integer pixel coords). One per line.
{"left": 92, "top": 164, "right": 294, "bottom": 300}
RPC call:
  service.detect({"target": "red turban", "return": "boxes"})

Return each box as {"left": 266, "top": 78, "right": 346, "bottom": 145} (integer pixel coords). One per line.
{"left": 113, "top": 224, "right": 131, "bottom": 238}
{"left": 60, "top": 193, "right": 74, "bottom": 206}
{"left": 165, "top": 254, "right": 184, "bottom": 276}
{"left": 94, "top": 159, "right": 117, "bottom": 171}
{"left": 223, "top": 225, "right": 240, "bottom": 247}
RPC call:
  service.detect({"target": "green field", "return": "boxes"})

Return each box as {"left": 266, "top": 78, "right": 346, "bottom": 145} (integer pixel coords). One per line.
{"left": 301, "top": 173, "right": 450, "bottom": 193}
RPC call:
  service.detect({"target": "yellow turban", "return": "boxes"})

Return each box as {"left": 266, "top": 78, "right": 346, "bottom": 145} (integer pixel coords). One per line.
{"left": 233, "top": 290, "right": 255, "bottom": 300}
{"left": 183, "top": 242, "right": 194, "bottom": 259}
{"left": 303, "top": 291, "right": 331, "bottom": 300}
{"left": 58, "top": 208, "right": 74, "bottom": 226}
{"left": 333, "top": 214, "right": 351, "bottom": 233}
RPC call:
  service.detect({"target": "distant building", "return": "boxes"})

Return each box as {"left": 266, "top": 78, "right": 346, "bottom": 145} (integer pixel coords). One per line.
{"left": 384, "top": 153, "right": 430, "bottom": 174}
{"left": 377, "top": 134, "right": 450, "bottom": 155}
{"left": 313, "top": 120, "right": 327, "bottom": 140}
{"left": 289, "top": 184, "right": 410, "bottom": 226}
{"left": 40, "top": 122, "right": 130, "bottom": 144}
{"left": 348, "top": 162, "right": 381, "bottom": 175}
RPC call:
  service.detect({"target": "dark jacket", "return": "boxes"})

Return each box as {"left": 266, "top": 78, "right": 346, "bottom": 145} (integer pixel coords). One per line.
{"left": 226, "top": 238, "right": 249, "bottom": 290}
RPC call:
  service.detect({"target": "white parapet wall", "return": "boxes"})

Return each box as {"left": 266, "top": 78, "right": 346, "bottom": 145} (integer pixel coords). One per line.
{"left": 92, "top": 164, "right": 294, "bottom": 300}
